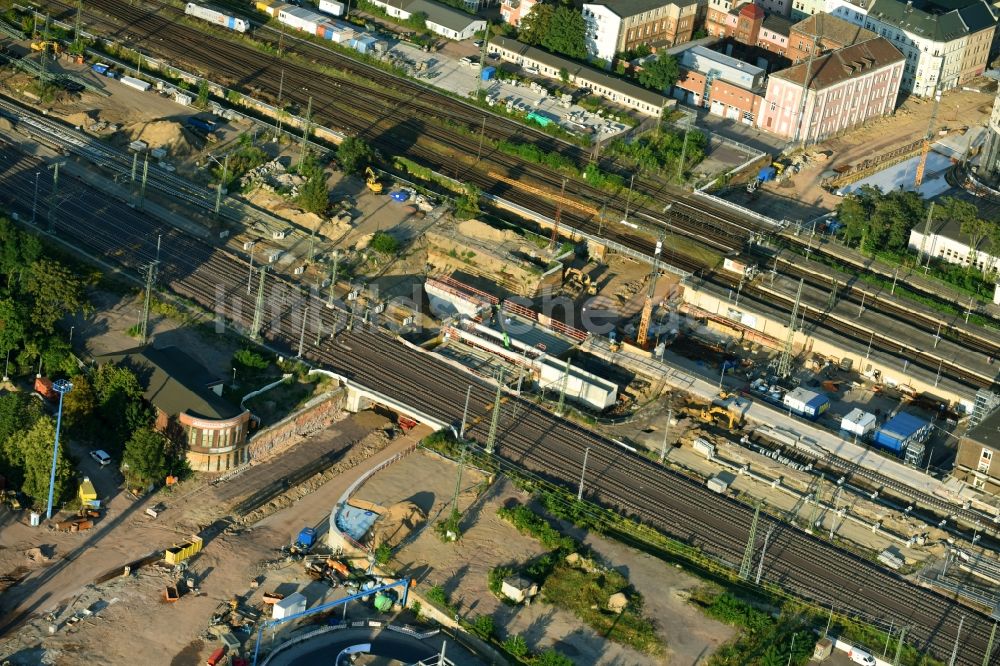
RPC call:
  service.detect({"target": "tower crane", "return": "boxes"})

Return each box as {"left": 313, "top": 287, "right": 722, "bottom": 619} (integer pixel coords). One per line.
{"left": 915, "top": 83, "right": 943, "bottom": 187}
{"left": 635, "top": 237, "right": 663, "bottom": 349}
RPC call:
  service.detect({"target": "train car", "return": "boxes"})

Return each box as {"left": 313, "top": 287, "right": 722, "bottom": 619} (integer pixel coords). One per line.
{"left": 185, "top": 2, "right": 249, "bottom": 32}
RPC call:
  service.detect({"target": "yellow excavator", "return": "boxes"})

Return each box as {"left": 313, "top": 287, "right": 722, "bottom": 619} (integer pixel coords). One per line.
{"left": 31, "top": 40, "right": 62, "bottom": 54}
{"left": 365, "top": 166, "right": 383, "bottom": 194}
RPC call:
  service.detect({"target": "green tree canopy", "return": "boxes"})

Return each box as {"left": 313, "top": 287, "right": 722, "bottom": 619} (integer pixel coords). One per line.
{"left": 836, "top": 186, "right": 926, "bottom": 254}
{"left": 62, "top": 373, "right": 97, "bottom": 438}
{"left": 92, "top": 363, "right": 146, "bottom": 447}
{"left": 637, "top": 53, "right": 680, "bottom": 92}
{"left": 518, "top": 3, "right": 554, "bottom": 46}
{"left": 123, "top": 427, "right": 169, "bottom": 487}
{"left": 18, "top": 415, "right": 75, "bottom": 507}
{"left": 541, "top": 6, "right": 587, "bottom": 59}
{"left": 24, "top": 259, "right": 86, "bottom": 330}
{"left": 337, "top": 136, "right": 373, "bottom": 175}
{"left": 0, "top": 393, "right": 43, "bottom": 483}
{"left": 297, "top": 169, "right": 330, "bottom": 215}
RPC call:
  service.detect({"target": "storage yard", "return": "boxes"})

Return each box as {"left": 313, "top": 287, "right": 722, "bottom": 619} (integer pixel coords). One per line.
{"left": 0, "top": 0, "right": 998, "bottom": 663}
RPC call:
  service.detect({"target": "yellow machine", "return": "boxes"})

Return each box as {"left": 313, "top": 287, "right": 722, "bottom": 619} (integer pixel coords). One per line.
{"left": 698, "top": 406, "right": 743, "bottom": 430}
{"left": 365, "top": 166, "right": 383, "bottom": 194}
{"left": 31, "top": 41, "right": 62, "bottom": 54}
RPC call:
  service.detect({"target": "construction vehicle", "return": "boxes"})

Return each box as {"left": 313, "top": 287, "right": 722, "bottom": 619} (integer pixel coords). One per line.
{"left": 697, "top": 405, "right": 744, "bottom": 430}
{"left": 365, "top": 166, "right": 383, "bottom": 194}
{"left": 635, "top": 238, "right": 663, "bottom": 348}
{"left": 30, "top": 40, "right": 63, "bottom": 54}
{"left": 287, "top": 527, "right": 317, "bottom": 556}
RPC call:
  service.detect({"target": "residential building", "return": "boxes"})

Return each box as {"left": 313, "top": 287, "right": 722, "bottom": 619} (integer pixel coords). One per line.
{"left": 96, "top": 346, "right": 252, "bottom": 473}
{"left": 955, "top": 408, "right": 1000, "bottom": 494}
{"left": 907, "top": 215, "right": 1000, "bottom": 274}
{"left": 707, "top": 2, "right": 794, "bottom": 53}
{"left": 500, "top": 0, "right": 540, "bottom": 27}
{"left": 791, "top": 0, "right": 827, "bottom": 20}
{"left": 862, "top": 0, "right": 996, "bottom": 96}
{"left": 824, "top": 0, "right": 874, "bottom": 25}
{"left": 757, "top": 36, "right": 903, "bottom": 140}
{"left": 582, "top": 0, "right": 703, "bottom": 62}
{"left": 489, "top": 37, "right": 674, "bottom": 115}
{"left": 787, "top": 12, "right": 876, "bottom": 61}
{"left": 365, "top": 0, "right": 487, "bottom": 40}
{"left": 674, "top": 45, "right": 767, "bottom": 123}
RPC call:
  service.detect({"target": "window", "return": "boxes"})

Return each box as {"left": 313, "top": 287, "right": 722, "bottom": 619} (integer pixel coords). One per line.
{"left": 981, "top": 449, "right": 995, "bottom": 475}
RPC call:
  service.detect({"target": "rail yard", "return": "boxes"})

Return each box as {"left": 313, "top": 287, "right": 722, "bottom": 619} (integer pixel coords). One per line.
{"left": 0, "top": 0, "right": 999, "bottom": 665}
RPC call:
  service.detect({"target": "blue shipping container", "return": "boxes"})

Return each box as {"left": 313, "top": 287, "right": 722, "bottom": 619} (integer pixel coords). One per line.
{"left": 92, "top": 63, "right": 109, "bottom": 74}
{"left": 481, "top": 66, "right": 496, "bottom": 81}
{"left": 872, "top": 412, "right": 929, "bottom": 456}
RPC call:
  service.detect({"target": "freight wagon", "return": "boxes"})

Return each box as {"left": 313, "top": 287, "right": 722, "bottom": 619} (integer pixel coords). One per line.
{"left": 318, "top": 0, "right": 345, "bottom": 16}
{"left": 185, "top": 3, "right": 250, "bottom": 32}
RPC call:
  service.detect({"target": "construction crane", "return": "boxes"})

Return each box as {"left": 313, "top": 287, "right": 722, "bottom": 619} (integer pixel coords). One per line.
{"left": 635, "top": 238, "right": 663, "bottom": 348}
{"left": 915, "top": 83, "right": 943, "bottom": 187}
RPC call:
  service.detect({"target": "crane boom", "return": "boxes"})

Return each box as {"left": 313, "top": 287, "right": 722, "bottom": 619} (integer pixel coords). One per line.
{"left": 915, "top": 87, "right": 942, "bottom": 187}
{"left": 636, "top": 239, "right": 663, "bottom": 348}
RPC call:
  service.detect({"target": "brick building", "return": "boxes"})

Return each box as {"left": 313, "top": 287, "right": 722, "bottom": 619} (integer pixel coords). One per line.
{"left": 674, "top": 45, "right": 767, "bottom": 123}
{"left": 757, "top": 35, "right": 903, "bottom": 140}
{"left": 97, "top": 346, "right": 252, "bottom": 473}
{"left": 500, "top": 0, "right": 540, "bottom": 27}
{"left": 787, "top": 12, "right": 876, "bottom": 61}
{"left": 707, "top": 2, "right": 794, "bottom": 53}
{"left": 583, "top": 0, "right": 704, "bottom": 62}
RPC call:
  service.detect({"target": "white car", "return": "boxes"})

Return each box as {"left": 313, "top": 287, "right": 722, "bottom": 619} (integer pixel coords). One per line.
{"left": 848, "top": 647, "right": 877, "bottom": 666}
{"left": 90, "top": 450, "right": 112, "bottom": 467}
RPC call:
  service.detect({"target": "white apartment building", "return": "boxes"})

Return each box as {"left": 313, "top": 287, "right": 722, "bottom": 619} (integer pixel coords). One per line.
{"left": 908, "top": 218, "right": 999, "bottom": 274}
{"left": 860, "top": 0, "right": 996, "bottom": 96}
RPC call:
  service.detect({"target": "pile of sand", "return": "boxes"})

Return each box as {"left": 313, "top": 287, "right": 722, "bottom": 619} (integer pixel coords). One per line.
{"left": 65, "top": 111, "right": 94, "bottom": 128}
{"left": 458, "top": 219, "right": 518, "bottom": 244}
{"left": 370, "top": 501, "right": 425, "bottom": 549}
{"left": 121, "top": 119, "right": 197, "bottom": 155}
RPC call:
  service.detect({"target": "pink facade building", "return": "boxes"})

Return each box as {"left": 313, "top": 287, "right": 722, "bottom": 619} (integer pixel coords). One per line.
{"left": 757, "top": 35, "right": 902, "bottom": 141}
{"left": 500, "top": 0, "right": 540, "bottom": 26}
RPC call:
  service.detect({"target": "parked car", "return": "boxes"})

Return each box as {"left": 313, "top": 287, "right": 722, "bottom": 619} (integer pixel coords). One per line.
{"left": 89, "top": 450, "right": 112, "bottom": 467}
{"left": 459, "top": 56, "right": 471, "bottom": 65}
{"left": 848, "top": 647, "right": 876, "bottom": 666}
{"left": 390, "top": 190, "right": 410, "bottom": 202}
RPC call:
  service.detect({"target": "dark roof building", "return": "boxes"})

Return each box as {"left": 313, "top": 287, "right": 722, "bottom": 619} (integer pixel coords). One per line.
{"left": 788, "top": 12, "right": 878, "bottom": 60}
{"left": 96, "top": 346, "right": 251, "bottom": 473}
{"left": 955, "top": 408, "right": 1000, "bottom": 494}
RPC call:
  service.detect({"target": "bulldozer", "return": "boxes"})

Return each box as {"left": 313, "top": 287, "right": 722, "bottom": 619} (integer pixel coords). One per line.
{"left": 365, "top": 166, "right": 383, "bottom": 194}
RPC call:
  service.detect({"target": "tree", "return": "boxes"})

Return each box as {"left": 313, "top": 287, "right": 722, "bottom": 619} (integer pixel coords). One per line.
{"left": 62, "top": 373, "right": 97, "bottom": 438}
{"left": 454, "top": 184, "right": 481, "bottom": 220}
{"left": 541, "top": 6, "right": 587, "bottom": 59}
{"left": 123, "top": 428, "right": 168, "bottom": 487}
{"left": 92, "top": 363, "right": 145, "bottom": 447}
{"left": 337, "top": 136, "right": 373, "bottom": 175}
{"left": 0, "top": 298, "right": 25, "bottom": 357}
{"left": 19, "top": 416, "right": 74, "bottom": 507}
{"left": 558, "top": 67, "right": 569, "bottom": 84}
{"left": 196, "top": 78, "right": 210, "bottom": 108}
{"left": 0, "top": 393, "right": 42, "bottom": 481}
{"left": 518, "top": 2, "right": 553, "bottom": 46}
{"left": 24, "top": 259, "right": 86, "bottom": 330}
{"left": 637, "top": 53, "right": 680, "bottom": 92}
{"left": 297, "top": 169, "right": 329, "bottom": 215}
{"left": 371, "top": 231, "right": 399, "bottom": 254}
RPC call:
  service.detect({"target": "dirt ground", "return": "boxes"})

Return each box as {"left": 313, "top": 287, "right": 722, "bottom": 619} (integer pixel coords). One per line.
{"left": 727, "top": 83, "right": 998, "bottom": 220}
{"left": 358, "top": 451, "right": 734, "bottom": 665}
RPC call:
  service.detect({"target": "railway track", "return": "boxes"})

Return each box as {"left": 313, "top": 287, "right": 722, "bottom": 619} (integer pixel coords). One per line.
{"left": 0, "top": 141, "right": 996, "bottom": 665}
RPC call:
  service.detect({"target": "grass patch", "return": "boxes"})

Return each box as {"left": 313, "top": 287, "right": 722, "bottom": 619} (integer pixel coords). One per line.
{"left": 241, "top": 374, "right": 330, "bottom": 425}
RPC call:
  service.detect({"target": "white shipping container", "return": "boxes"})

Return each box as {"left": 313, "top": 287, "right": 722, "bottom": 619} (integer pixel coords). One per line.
{"left": 272, "top": 592, "right": 307, "bottom": 619}
{"left": 175, "top": 92, "right": 193, "bottom": 106}
{"left": 693, "top": 438, "right": 715, "bottom": 459}
{"left": 279, "top": 6, "right": 323, "bottom": 32}
{"left": 723, "top": 257, "right": 747, "bottom": 274}
{"left": 840, "top": 408, "right": 876, "bottom": 436}
{"left": 329, "top": 27, "right": 355, "bottom": 43}
{"left": 318, "top": 0, "right": 344, "bottom": 16}
{"left": 120, "top": 76, "right": 151, "bottom": 92}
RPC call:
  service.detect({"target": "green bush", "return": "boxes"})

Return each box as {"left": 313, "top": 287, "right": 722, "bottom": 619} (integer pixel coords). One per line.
{"left": 488, "top": 565, "right": 513, "bottom": 595}
{"left": 371, "top": 231, "right": 399, "bottom": 255}
{"left": 233, "top": 348, "right": 268, "bottom": 370}
{"left": 471, "top": 614, "right": 495, "bottom": 640}
{"left": 373, "top": 542, "right": 393, "bottom": 566}
{"left": 534, "top": 649, "right": 575, "bottom": 666}
{"left": 496, "top": 503, "right": 577, "bottom": 552}
{"left": 503, "top": 634, "right": 529, "bottom": 658}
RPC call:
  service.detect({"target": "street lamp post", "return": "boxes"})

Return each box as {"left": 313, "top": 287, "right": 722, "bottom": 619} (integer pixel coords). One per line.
{"left": 69, "top": 326, "right": 74, "bottom": 344}
{"left": 45, "top": 378, "right": 73, "bottom": 520}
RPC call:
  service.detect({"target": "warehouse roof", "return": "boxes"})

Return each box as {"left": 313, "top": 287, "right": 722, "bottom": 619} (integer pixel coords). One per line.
{"left": 490, "top": 36, "right": 669, "bottom": 106}
{"left": 880, "top": 412, "right": 929, "bottom": 438}
{"left": 584, "top": 0, "right": 700, "bottom": 18}
{"left": 771, "top": 36, "right": 903, "bottom": 90}
{"left": 790, "top": 12, "right": 877, "bottom": 45}
{"left": 410, "top": 0, "right": 483, "bottom": 32}
{"left": 96, "top": 346, "right": 244, "bottom": 421}
{"left": 868, "top": 0, "right": 996, "bottom": 42}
